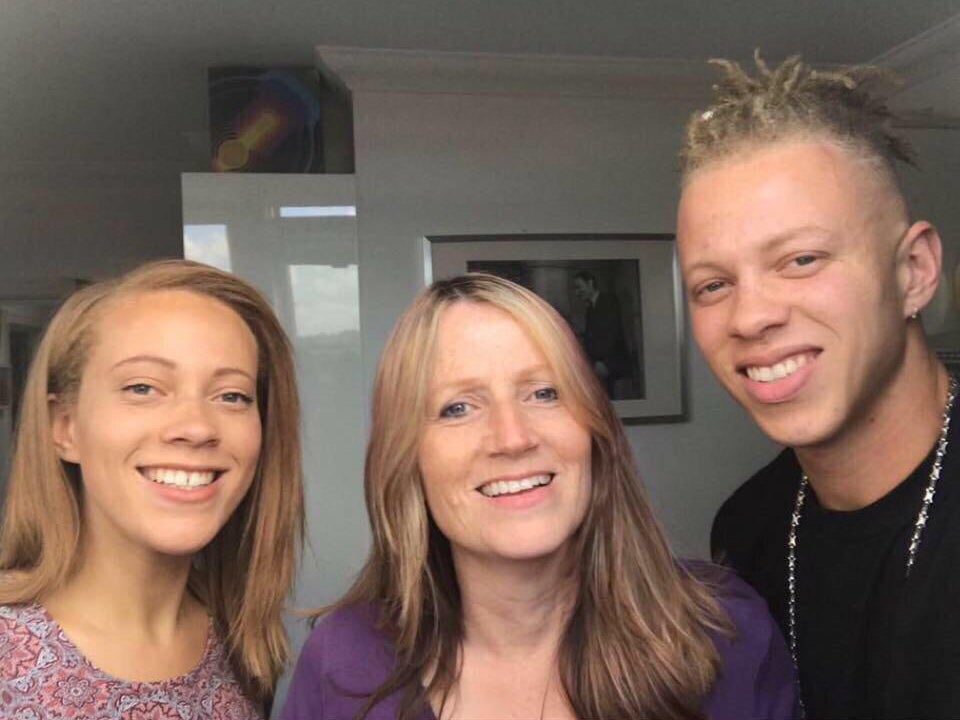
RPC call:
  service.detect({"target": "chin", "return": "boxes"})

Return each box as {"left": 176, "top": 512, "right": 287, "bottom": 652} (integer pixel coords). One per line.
{"left": 145, "top": 527, "right": 224, "bottom": 558}
{"left": 152, "top": 540, "right": 215, "bottom": 557}
{"left": 497, "top": 547, "right": 562, "bottom": 562}
{"left": 493, "top": 533, "right": 576, "bottom": 563}
{"left": 752, "top": 409, "right": 843, "bottom": 449}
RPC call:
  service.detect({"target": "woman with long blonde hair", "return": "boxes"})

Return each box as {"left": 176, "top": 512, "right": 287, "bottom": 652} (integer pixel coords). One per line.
{"left": 283, "top": 273, "right": 795, "bottom": 720}
{"left": 0, "top": 259, "right": 303, "bottom": 719}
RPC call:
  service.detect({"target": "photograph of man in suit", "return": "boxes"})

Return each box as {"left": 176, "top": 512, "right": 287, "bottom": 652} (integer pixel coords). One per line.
{"left": 572, "top": 270, "right": 630, "bottom": 395}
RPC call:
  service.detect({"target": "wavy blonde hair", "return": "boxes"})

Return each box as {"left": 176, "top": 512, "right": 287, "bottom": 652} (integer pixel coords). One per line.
{"left": 326, "top": 273, "right": 731, "bottom": 720}
{"left": 0, "top": 259, "right": 304, "bottom": 703}
{"left": 681, "top": 51, "right": 915, "bottom": 186}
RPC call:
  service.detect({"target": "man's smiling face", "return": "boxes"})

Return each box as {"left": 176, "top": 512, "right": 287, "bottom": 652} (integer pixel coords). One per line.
{"left": 677, "top": 138, "right": 911, "bottom": 449}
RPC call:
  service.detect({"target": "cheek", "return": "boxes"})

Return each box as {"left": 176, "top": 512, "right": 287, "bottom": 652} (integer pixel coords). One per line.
{"left": 74, "top": 413, "right": 142, "bottom": 471}
{"left": 216, "top": 409, "right": 263, "bottom": 470}
{"left": 417, "top": 436, "right": 451, "bottom": 507}
{"left": 239, "top": 416, "right": 264, "bottom": 465}
{"left": 417, "top": 432, "right": 474, "bottom": 520}
{"left": 805, "top": 262, "right": 886, "bottom": 314}
{"left": 561, "top": 424, "right": 593, "bottom": 479}
{"left": 690, "top": 307, "right": 726, "bottom": 353}
{"left": 72, "top": 425, "right": 140, "bottom": 510}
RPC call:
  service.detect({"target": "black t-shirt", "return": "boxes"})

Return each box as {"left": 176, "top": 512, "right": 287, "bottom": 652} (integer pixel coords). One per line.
{"left": 712, "top": 399, "right": 960, "bottom": 720}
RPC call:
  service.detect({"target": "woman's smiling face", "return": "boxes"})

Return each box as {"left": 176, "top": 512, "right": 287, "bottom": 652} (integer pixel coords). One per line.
{"left": 417, "top": 301, "right": 592, "bottom": 565}
{"left": 52, "top": 289, "right": 262, "bottom": 558}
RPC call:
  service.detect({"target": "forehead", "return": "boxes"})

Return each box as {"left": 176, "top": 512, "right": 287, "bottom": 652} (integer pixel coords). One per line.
{"left": 431, "top": 301, "right": 549, "bottom": 376}
{"left": 683, "top": 139, "right": 863, "bottom": 206}
{"left": 89, "top": 289, "right": 257, "bottom": 366}
{"left": 677, "top": 140, "right": 884, "bottom": 252}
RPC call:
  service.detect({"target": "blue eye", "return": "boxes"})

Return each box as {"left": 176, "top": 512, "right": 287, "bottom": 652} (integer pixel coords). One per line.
{"left": 123, "top": 383, "right": 154, "bottom": 396}
{"left": 793, "top": 255, "right": 817, "bottom": 266}
{"left": 533, "top": 386, "right": 559, "bottom": 401}
{"left": 439, "top": 401, "right": 469, "bottom": 419}
{"left": 700, "top": 280, "right": 726, "bottom": 295}
{"left": 220, "top": 391, "right": 254, "bottom": 405}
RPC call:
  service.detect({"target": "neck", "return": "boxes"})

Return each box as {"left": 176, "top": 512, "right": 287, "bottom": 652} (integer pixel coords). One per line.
{"left": 797, "top": 336, "right": 948, "bottom": 510}
{"left": 42, "top": 522, "right": 197, "bottom": 642}
{"left": 453, "top": 548, "right": 576, "bottom": 659}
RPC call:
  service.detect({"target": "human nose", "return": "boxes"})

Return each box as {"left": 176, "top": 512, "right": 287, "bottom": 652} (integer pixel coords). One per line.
{"left": 728, "top": 278, "right": 789, "bottom": 340}
{"left": 161, "top": 397, "right": 220, "bottom": 447}
{"left": 488, "top": 401, "right": 538, "bottom": 456}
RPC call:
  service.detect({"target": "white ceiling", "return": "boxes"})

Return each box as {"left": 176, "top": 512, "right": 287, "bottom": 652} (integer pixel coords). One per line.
{"left": 2, "top": 0, "right": 960, "bottom": 165}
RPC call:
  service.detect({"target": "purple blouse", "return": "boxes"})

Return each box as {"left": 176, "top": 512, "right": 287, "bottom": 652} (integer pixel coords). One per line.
{"left": 281, "top": 571, "right": 797, "bottom": 720}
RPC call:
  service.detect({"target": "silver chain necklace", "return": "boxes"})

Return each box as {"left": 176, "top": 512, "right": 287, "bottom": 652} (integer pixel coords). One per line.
{"left": 786, "top": 375, "right": 958, "bottom": 714}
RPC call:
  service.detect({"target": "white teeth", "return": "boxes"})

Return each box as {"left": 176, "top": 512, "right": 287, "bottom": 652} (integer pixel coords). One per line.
{"left": 479, "top": 474, "right": 553, "bottom": 498}
{"left": 745, "top": 353, "right": 810, "bottom": 383}
{"left": 144, "top": 467, "right": 217, "bottom": 489}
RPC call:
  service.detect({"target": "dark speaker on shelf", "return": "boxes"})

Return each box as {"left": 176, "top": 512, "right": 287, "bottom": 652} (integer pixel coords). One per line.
{"left": 208, "top": 66, "right": 324, "bottom": 173}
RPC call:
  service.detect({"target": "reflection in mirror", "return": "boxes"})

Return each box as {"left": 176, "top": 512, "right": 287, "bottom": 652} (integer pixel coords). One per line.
{"left": 288, "top": 264, "right": 360, "bottom": 338}
{"left": 279, "top": 205, "right": 356, "bottom": 218}
{"left": 183, "top": 224, "right": 232, "bottom": 271}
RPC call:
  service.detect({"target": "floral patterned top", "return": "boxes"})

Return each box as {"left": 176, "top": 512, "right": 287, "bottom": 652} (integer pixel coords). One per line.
{"left": 0, "top": 603, "right": 263, "bottom": 720}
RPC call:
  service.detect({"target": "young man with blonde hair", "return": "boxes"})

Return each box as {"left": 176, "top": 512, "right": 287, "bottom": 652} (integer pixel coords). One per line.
{"left": 677, "top": 53, "right": 957, "bottom": 718}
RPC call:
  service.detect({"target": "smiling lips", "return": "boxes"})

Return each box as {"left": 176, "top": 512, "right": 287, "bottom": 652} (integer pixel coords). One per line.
{"left": 141, "top": 467, "right": 223, "bottom": 490}
{"left": 738, "top": 350, "right": 819, "bottom": 404}
{"left": 743, "top": 351, "right": 814, "bottom": 383}
{"left": 478, "top": 473, "right": 553, "bottom": 498}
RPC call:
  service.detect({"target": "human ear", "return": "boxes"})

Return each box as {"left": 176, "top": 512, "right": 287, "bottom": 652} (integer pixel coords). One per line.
{"left": 49, "top": 394, "right": 81, "bottom": 463}
{"left": 896, "top": 220, "right": 943, "bottom": 319}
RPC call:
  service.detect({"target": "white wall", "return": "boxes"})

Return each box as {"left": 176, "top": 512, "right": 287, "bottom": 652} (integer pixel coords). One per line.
{"left": 901, "top": 129, "right": 960, "bottom": 343}
{"left": 0, "top": 161, "right": 186, "bottom": 281}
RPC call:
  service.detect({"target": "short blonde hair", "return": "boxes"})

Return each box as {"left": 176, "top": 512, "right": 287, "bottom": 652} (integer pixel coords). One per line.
{"left": 328, "top": 273, "right": 730, "bottom": 720}
{"left": 0, "top": 259, "right": 304, "bottom": 702}
{"left": 681, "top": 51, "right": 915, "bottom": 185}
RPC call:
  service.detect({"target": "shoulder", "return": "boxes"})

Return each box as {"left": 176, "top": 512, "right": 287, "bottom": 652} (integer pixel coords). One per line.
{"left": 0, "top": 602, "right": 56, "bottom": 650}
{"left": 697, "top": 567, "right": 798, "bottom": 719}
{"left": 196, "top": 629, "right": 265, "bottom": 720}
{"left": 709, "top": 567, "right": 780, "bottom": 649}
{"left": 0, "top": 601, "right": 43, "bottom": 624}
{"left": 1, "top": 604, "right": 84, "bottom": 716}
{"left": 685, "top": 562, "right": 777, "bottom": 644}
{"left": 715, "top": 449, "right": 798, "bottom": 523}
{"left": 281, "top": 603, "right": 399, "bottom": 720}
{"left": 298, "top": 603, "right": 394, "bottom": 673}
{"left": 712, "top": 449, "right": 798, "bottom": 565}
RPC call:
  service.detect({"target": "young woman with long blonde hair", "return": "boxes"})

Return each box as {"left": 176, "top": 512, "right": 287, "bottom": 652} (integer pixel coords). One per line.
{"left": 0, "top": 260, "right": 303, "bottom": 719}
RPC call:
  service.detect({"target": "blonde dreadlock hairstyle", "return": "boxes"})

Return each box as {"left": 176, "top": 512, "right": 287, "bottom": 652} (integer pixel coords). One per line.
{"left": 680, "top": 51, "right": 915, "bottom": 185}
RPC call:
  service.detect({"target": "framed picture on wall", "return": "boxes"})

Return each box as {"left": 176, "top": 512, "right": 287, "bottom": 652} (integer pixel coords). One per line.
{"left": 425, "top": 234, "right": 685, "bottom": 422}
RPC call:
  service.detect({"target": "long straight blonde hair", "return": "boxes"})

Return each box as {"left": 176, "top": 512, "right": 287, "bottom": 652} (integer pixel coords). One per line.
{"left": 326, "top": 273, "right": 731, "bottom": 720}
{"left": 0, "top": 259, "right": 304, "bottom": 703}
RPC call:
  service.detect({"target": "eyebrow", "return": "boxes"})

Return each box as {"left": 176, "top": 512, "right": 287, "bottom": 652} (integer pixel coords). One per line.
{"left": 761, "top": 225, "right": 833, "bottom": 252}
{"left": 429, "top": 363, "right": 555, "bottom": 395}
{"left": 110, "top": 355, "right": 255, "bottom": 382}
{"left": 683, "top": 225, "right": 833, "bottom": 276}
